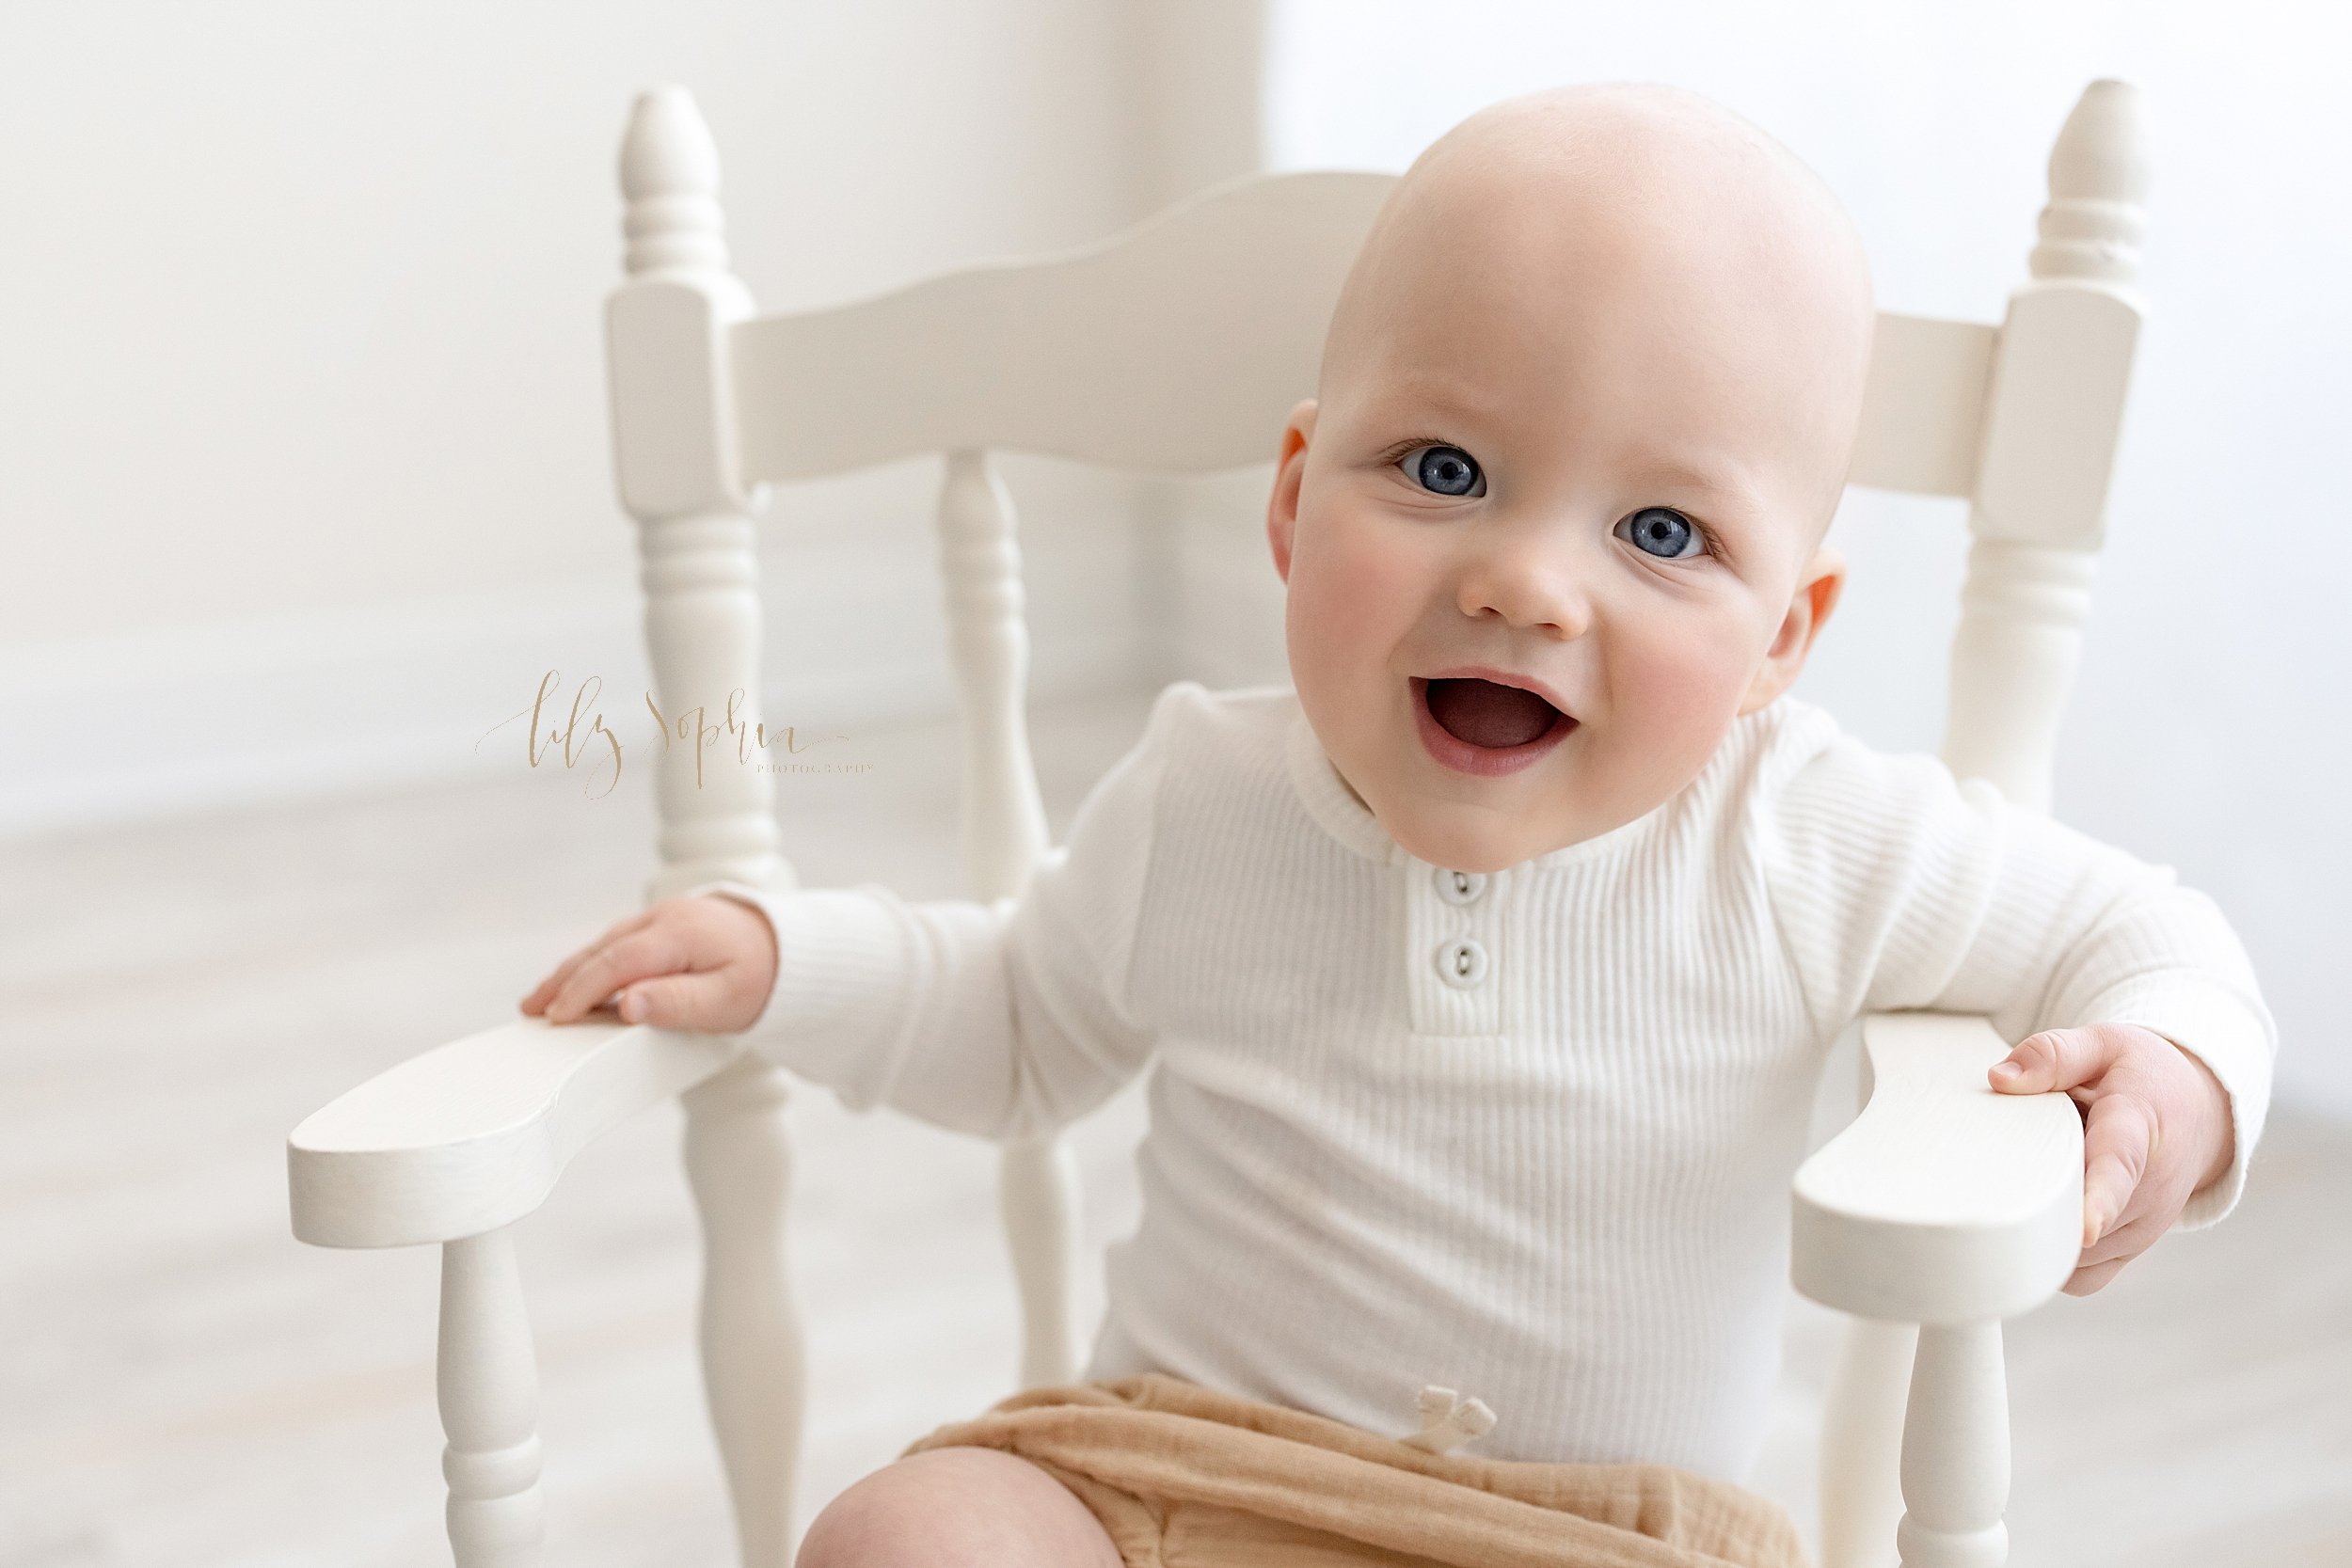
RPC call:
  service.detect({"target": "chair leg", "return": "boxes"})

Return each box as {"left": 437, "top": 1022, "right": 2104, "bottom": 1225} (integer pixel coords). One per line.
{"left": 438, "top": 1227, "right": 546, "bottom": 1568}
{"left": 1820, "top": 1315, "right": 1916, "bottom": 1568}
{"left": 1897, "top": 1321, "right": 2010, "bottom": 1568}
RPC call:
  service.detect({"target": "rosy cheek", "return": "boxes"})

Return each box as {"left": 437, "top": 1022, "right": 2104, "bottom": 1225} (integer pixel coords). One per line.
{"left": 1313, "top": 511, "right": 1417, "bottom": 601}
{"left": 1645, "top": 636, "right": 1749, "bottom": 713}
{"left": 1293, "top": 505, "right": 1419, "bottom": 660}
{"left": 1605, "top": 609, "right": 1757, "bottom": 773}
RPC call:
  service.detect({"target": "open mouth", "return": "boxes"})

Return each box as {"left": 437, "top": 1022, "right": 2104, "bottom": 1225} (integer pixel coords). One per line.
{"left": 1413, "top": 676, "right": 1575, "bottom": 777}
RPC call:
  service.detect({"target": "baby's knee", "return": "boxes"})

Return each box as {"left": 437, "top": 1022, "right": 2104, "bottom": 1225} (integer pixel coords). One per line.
{"left": 795, "top": 1447, "right": 1120, "bottom": 1568}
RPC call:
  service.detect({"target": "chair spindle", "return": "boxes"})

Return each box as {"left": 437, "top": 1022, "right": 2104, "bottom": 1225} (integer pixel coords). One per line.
{"left": 683, "top": 1058, "right": 804, "bottom": 1568}
{"left": 935, "top": 450, "right": 1084, "bottom": 1386}
{"left": 935, "top": 451, "right": 1053, "bottom": 890}
{"left": 438, "top": 1228, "right": 546, "bottom": 1567}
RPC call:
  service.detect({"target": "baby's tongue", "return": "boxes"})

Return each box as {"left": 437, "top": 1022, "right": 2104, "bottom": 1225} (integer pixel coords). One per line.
{"left": 1425, "top": 677, "right": 1559, "bottom": 749}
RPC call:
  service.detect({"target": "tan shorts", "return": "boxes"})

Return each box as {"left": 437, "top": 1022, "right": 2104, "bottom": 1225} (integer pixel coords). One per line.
{"left": 904, "top": 1374, "right": 1809, "bottom": 1568}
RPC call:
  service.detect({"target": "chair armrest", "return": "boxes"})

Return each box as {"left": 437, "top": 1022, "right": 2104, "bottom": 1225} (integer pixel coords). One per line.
{"left": 288, "top": 1016, "right": 742, "bottom": 1249}
{"left": 1792, "top": 1011, "right": 2084, "bottom": 1324}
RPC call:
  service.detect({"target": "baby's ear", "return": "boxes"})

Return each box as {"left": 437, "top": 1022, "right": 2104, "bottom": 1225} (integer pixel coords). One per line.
{"left": 1265, "top": 399, "right": 1317, "bottom": 584}
{"left": 1739, "top": 545, "right": 1845, "bottom": 716}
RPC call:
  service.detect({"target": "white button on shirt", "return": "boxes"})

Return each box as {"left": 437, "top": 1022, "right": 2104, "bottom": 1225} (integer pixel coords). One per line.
{"left": 1436, "top": 937, "right": 1489, "bottom": 988}
{"left": 1405, "top": 851, "right": 1506, "bottom": 1030}
{"left": 1435, "top": 867, "right": 1487, "bottom": 905}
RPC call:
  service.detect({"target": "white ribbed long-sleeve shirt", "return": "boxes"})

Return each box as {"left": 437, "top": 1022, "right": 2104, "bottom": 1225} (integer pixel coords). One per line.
{"left": 698, "top": 681, "right": 2275, "bottom": 1482}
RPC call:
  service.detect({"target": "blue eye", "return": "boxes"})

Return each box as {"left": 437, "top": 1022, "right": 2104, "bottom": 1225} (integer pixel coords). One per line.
{"left": 1618, "top": 506, "right": 1704, "bottom": 560}
{"left": 1401, "top": 444, "right": 1485, "bottom": 498}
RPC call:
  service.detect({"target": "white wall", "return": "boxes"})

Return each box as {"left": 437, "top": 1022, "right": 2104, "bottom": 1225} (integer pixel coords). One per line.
{"left": 0, "top": 1, "right": 1263, "bottom": 829}
{"left": 1207, "top": 0, "right": 2349, "bottom": 1117}
{"left": 8, "top": 0, "right": 2340, "bottom": 1118}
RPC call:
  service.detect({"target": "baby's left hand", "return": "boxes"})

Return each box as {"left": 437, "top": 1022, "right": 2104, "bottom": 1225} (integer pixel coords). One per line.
{"left": 1988, "top": 1022, "right": 2234, "bottom": 1295}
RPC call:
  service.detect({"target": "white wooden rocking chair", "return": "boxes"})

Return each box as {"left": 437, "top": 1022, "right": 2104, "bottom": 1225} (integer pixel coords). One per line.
{"left": 287, "top": 77, "right": 2148, "bottom": 1568}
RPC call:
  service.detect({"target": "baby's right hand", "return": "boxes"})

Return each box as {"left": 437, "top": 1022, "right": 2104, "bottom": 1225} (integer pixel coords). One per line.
{"left": 519, "top": 895, "right": 780, "bottom": 1035}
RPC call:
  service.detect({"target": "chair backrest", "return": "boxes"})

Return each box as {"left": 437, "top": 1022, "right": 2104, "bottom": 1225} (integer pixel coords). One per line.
{"left": 603, "top": 78, "right": 2146, "bottom": 1565}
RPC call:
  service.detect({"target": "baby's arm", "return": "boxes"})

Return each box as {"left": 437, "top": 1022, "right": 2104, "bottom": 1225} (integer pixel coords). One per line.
{"left": 520, "top": 688, "right": 1178, "bottom": 1141}
{"left": 1765, "top": 729, "right": 2275, "bottom": 1293}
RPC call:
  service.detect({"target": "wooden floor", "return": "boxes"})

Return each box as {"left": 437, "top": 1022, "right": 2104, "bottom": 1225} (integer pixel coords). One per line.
{"left": 3, "top": 686, "right": 2344, "bottom": 1567}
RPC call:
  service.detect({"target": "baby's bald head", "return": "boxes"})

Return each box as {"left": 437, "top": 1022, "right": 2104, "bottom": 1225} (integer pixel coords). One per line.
{"left": 1319, "top": 83, "right": 1875, "bottom": 555}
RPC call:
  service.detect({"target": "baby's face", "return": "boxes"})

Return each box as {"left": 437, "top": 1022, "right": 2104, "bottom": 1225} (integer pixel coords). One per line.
{"left": 1268, "top": 87, "right": 1872, "bottom": 874}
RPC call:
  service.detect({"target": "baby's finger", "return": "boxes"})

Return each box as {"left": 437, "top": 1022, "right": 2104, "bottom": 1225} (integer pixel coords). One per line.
{"left": 613, "top": 972, "right": 735, "bottom": 1034}
{"left": 522, "top": 950, "right": 593, "bottom": 1013}
{"left": 2079, "top": 1092, "right": 2154, "bottom": 1247}
{"left": 599, "top": 908, "right": 660, "bottom": 943}
{"left": 2060, "top": 1254, "right": 2133, "bottom": 1297}
{"left": 523, "top": 939, "right": 618, "bottom": 1014}
{"left": 2074, "top": 1209, "right": 2155, "bottom": 1273}
{"left": 1990, "top": 1025, "right": 2122, "bottom": 1095}
{"left": 546, "top": 927, "right": 688, "bottom": 1023}
{"left": 521, "top": 910, "right": 660, "bottom": 1014}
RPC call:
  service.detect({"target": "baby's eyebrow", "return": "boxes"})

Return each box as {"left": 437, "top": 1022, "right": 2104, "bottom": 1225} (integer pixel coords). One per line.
{"left": 1623, "top": 455, "right": 1770, "bottom": 524}
{"left": 1366, "top": 370, "right": 1508, "bottom": 433}
{"left": 1627, "top": 454, "right": 1756, "bottom": 502}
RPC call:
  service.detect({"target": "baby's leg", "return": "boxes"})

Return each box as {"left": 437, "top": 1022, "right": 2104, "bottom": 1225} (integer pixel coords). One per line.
{"left": 796, "top": 1447, "right": 1122, "bottom": 1568}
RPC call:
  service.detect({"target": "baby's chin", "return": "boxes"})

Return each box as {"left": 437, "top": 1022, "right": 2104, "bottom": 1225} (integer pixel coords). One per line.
{"left": 1318, "top": 731, "right": 1600, "bottom": 871}
{"left": 1367, "top": 789, "right": 1595, "bottom": 875}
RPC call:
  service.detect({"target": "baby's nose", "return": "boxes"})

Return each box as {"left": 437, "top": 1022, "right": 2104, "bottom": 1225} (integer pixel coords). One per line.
{"left": 1455, "top": 534, "right": 1592, "bottom": 638}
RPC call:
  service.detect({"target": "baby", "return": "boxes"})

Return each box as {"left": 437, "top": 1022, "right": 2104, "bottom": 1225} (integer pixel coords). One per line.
{"left": 523, "top": 85, "right": 2271, "bottom": 1567}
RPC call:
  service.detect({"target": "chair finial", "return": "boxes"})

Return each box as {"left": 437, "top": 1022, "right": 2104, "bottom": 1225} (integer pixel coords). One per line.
{"left": 619, "top": 84, "right": 728, "bottom": 277}
{"left": 2031, "top": 78, "right": 2148, "bottom": 284}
